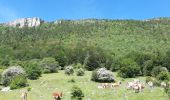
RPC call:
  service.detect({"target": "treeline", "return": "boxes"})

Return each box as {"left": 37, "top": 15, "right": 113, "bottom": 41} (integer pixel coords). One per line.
{"left": 0, "top": 18, "right": 170, "bottom": 76}
{"left": 0, "top": 41, "right": 170, "bottom": 77}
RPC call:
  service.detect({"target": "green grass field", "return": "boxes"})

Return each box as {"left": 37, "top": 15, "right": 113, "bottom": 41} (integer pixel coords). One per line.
{"left": 0, "top": 71, "right": 169, "bottom": 100}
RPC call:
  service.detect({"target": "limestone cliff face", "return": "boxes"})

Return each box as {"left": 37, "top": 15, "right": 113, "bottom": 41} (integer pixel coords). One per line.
{"left": 5, "top": 17, "right": 43, "bottom": 28}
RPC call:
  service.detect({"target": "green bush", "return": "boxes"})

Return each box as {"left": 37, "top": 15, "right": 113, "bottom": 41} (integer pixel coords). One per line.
{"left": 153, "top": 79, "right": 161, "bottom": 86}
{"left": 1, "top": 66, "right": 25, "bottom": 86}
{"left": 156, "top": 71, "right": 170, "bottom": 81}
{"left": 10, "top": 75, "right": 27, "bottom": 89}
{"left": 91, "top": 69, "right": 98, "bottom": 82}
{"left": 110, "top": 59, "right": 121, "bottom": 72}
{"left": 118, "top": 58, "right": 141, "bottom": 78}
{"left": 39, "top": 57, "right": 59, "bottom": 73}
{"left": 68, "top": 78, "right": 75, "bottom": 83}
{"left": 27, "top": 87, "right": 31, "bottom": 92}
{"left": 164, "top": 83, "right": 170, "bottom": 99}
{"left": 71, "top": 86, "right": 84, "bottom": 100}
{"left": 65, "top": 65, "right": 74, "bottom": 75}
{"left": 0, "top": 69, "right": 3, "bottom": 84}
{"left": 25, "top": 63, "right": 41, "bottom": 80}
{"left": 91, "top": 68, "right": 114, "bottom": 82}
{"left": 127, "top": 52, "right": 153, "bottom": 75}
{"left": 76, "top": 68, "right": 85, "bottom": 76}
{"left": 145, "top": 76, "right": 154, "bottom": 83}
{"left": 151, "top": 66, "right": 168, "bottom": 77}
{"left": 143, "top": 60, "right": 154, "bottom": 76}
{"left": 145, "top": 76, "right": 161, "bottom": 86}
{"left": 74, "top": 63, "right": 84, "bottom": 69}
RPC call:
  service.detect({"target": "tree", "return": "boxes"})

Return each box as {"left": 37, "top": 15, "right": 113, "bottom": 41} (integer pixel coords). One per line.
{"left": 39, "top": 57, "right": 59, "bottom": 73}
{"left": 143, "top": 60, "right": 154, "bottom": 76}
{"left": 118, "top": 58, "right": 141, "bottom": 78}
{"left": 25, "top": 63, "right": 41, "bottom": 80}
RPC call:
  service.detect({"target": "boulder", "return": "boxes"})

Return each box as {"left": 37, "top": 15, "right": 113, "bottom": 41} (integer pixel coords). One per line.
{"left": 1, "top": 87, "right": 11, "bottom": 92}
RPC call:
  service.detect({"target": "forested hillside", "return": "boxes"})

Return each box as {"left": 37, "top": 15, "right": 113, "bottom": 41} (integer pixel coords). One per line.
{"left": 0, "top": 18, "right": 170, "bottom": 72}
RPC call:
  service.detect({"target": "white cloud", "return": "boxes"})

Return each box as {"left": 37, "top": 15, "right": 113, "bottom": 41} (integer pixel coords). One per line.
{"left": 0, "top": 5, "right": 18, "bottom": 23}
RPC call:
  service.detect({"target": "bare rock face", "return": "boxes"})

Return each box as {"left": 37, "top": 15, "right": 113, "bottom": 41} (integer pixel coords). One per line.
{"left": 5, "top": 17, "right": 43, "bottom": 28}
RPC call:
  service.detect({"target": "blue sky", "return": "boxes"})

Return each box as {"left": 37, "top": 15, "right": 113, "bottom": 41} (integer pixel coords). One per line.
{"left": 0, "top": 0, "right": 170, "bottom": 22}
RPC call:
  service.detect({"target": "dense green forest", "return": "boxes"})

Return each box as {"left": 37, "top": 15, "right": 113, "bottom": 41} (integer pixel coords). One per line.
{"left": 0, "top": 18, "right": 170, "bottom": 74}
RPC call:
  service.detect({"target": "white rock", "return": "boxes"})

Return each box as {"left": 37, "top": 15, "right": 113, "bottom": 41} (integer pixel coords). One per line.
{"left": 1, "top": 87, "right": 11, "bottom": 92}
{"left": 5, "top": 17, "right": 43, "bottom": 28}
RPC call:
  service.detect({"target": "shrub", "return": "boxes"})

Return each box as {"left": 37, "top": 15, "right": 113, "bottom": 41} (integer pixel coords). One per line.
{"left": 10, "top": 75, "right": 27, "bottom": 89}
{"left": 153, "top": 79, "right": 161, "bottom": 86}
{"left": 65, "top": 65, "right": 74, "bottom": 75}
{"left": 164, "top": 83, "right": 170, "bottom": 99}
{"left": 156, "top": 71, "right": 170, "bottom": 81}
{"left": 76, "top": 68, "right": 85, "bottom": 76}
{"left": 39, "top": 57, "right": 59, "bottom": 73}
{"left": 0, "top": 69, "right": 3, "bottom": 84}
{"left": 118, "top": 58, "right": 141, "bottom": 78}
{"left": 25, "top": 63, "right": 41, "bottom": 80}
{"left": 145, "top": 76, "right": 161, "bottom": 86}
{"left": 1, "top": 66, "right": 25, "bottom": 86}
{"left": 68, "top": 78, "right": 75, "bottom": 83}
{"left": 143, "top": 60, "right": 154, "bottom": 76}
{"left": 91, "top": 68, "right": 114, "bottom": 82}
{"left": 74, "top": 63, "right": 84, "bottom": 69}
{"left": 71, "top": 86, "right": 84, "bottom": 100}
{"left": 27, "top": 87, "right": 31, "bottom": 92}
{"left": 151, "top": 66, "right": 168, "bottom": 77}
{"left": 145, "top": 76, "right": 154, "bottom": 83}
{"left": 110, "top": 59, "right": 121, "bottom": 72}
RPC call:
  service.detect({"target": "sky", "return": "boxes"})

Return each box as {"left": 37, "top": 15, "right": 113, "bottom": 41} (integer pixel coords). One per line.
{"left": 0, "top": 0, "right": 170, "bottom": 22}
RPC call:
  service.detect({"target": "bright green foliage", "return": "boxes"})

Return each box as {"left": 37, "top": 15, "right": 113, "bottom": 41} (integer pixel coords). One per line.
{"left": 74, "top": 63, "right": 84, "bottom": 69}
{"left": 10, "top": 75, "right": 27, "bottom": 89}
{"left": 156, "top": 71, "right": 170, "bottom": 81}
{"left": 25, "top": 63, "right": 41, "bottom": 80}
{"left": 71, "top": 86, "right": 84, "bottom": 100}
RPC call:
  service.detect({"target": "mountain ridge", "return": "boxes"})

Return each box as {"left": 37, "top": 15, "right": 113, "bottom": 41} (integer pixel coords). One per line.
{"left": 1, "top": 17, "right": 170, "bottom": 28}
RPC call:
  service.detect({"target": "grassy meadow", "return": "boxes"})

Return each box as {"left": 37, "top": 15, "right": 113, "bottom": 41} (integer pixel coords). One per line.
{"left": 0, "top": 71, "right": 168, "bottom": 100}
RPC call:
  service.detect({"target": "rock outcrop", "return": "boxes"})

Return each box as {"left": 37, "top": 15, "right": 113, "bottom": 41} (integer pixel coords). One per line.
{"left": 5, "top": 17, "right": 43, "bottom": 28}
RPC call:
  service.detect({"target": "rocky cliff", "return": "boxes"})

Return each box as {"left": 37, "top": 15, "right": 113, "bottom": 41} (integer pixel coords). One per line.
{"left": 5, "top": 17, "right": 43, "bottom": 28}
